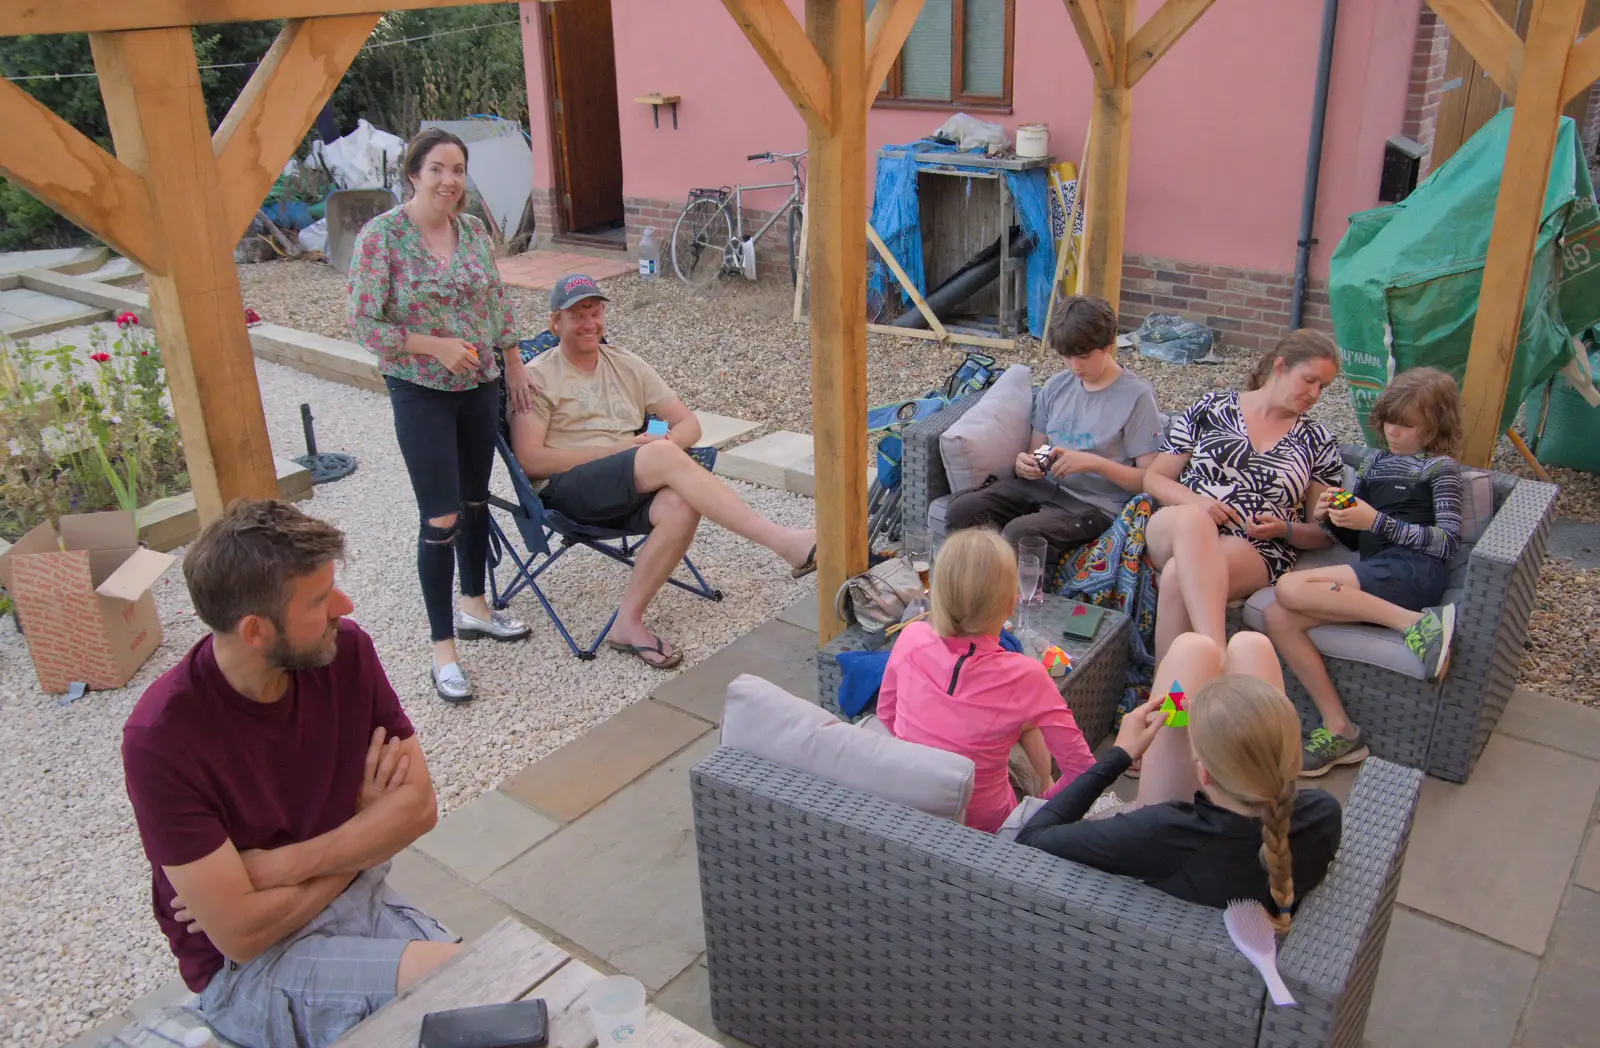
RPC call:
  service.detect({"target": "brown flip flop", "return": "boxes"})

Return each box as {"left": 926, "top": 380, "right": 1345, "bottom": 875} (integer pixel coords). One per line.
{"left": 605, "top": 633, "right": 683, "bottom": 670}
{"left": 791, "top": 544, "right": 817, "bottom": 579}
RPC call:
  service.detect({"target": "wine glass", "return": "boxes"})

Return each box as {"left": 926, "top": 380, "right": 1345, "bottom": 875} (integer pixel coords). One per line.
{"left": 1017, "top": 554, "right": 1043, "bottom": 648}
{"left": 1017, "top": 536, "right": 1048, "bottom": 617}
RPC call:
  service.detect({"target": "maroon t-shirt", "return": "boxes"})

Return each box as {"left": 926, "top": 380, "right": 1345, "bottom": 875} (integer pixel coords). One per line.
{"left": 121, "top": 620, "right": 413, "bottom": 991}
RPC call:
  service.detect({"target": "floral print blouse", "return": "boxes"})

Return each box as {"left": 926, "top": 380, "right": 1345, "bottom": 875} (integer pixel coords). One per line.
{"left": 347, "top": 206, "right": 515, "bottom": 392}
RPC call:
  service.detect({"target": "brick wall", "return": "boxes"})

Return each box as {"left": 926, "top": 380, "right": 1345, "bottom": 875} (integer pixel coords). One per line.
{"left": 1119, "top": 254, "right": 1331, "bottom": 352}
{"left": 1403, "top": 5, "right": 1452, "bottom": 178}
{"left": 527, "top": 187, "right": 559, "bottom": 249}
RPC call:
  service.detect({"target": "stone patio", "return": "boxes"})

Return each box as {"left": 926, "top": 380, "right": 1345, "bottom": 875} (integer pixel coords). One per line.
{"left": 74, "top": 595, "right": 1600, "bottom": 1048}
{"left": 495, "top": 249, "right": 635, "bottom": 291}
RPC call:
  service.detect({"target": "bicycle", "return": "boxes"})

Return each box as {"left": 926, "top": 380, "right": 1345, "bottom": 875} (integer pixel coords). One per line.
{"left": 672, "top": 150, "right": 805, "bottom": 287}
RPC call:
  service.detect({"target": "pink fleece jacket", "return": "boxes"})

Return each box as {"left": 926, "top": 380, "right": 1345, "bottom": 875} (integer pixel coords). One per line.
{"left": 877, "top": 621, "right": 1095, "bottom": 833}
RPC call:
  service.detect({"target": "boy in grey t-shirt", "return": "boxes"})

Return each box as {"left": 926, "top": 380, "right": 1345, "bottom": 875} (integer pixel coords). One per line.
{"left": 945, "top": 296, "right": 1164, "bottom": 567}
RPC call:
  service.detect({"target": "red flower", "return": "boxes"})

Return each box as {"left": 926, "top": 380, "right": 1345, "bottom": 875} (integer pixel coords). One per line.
{"left": 89, "top": 352, "right": 111, "bottom": 363}
{"left": 115, "top": 312, "right": 139, "bottom": 328}
{"left": 139, "top": 350, "right": 149, "bottom": 357}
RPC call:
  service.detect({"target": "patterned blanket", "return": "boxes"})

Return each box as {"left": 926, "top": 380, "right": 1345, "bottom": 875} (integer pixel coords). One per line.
{"left": 1049, "top": 493, "right": 1159, "bottom": 719}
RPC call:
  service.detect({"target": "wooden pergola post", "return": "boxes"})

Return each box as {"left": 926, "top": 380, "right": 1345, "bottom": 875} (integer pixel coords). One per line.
{"left": 724, "top": 0, "right": 922, "bottom": 641}
{"left": 1428, "top": 0, "right": 1595, "bottom": 466}
{"left": 1065, "top": 0, "right": 1216, "bottom": 312}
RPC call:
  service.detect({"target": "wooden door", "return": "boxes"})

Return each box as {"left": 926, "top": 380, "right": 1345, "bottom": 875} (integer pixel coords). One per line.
{"left": 543, "top": 0, "right": 624, "bottom": 234}
{"left": 1430, "top": 0, "right": 1600, "bottom": 170}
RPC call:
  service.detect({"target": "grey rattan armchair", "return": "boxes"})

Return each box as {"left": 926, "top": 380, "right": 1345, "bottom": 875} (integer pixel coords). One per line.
{"left": 692, "top": 746, "right": 1422, "bottom": 1048}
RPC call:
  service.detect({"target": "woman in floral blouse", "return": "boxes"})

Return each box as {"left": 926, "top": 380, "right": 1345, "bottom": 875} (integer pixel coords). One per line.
{"left": 348, "top": 127, "right": 538, "bottom": 703}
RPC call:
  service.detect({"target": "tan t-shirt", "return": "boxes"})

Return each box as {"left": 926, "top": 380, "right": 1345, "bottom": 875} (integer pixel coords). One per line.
{"left": 527, "top": 344, "right": 675, "bottom": 450}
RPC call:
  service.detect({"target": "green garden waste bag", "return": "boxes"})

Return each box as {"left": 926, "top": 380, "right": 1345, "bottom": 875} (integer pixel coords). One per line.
{"left": 1328, "top": 110, "right": 1600, "bottom": 444}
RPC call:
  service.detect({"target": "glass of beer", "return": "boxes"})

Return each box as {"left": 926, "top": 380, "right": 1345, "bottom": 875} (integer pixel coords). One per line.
{"left": 902, "top": 523, "right": 932, "bottom": 593}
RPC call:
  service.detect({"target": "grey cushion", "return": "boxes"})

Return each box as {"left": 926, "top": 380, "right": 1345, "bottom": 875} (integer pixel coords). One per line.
{"left": 1459, "top": 468, "right": 1495, "bottom": 542}
{"left": 939, "top": 364, "right": 1033, "bottom": 493}
{"left": 928, "top": 494, "right": 953, "bottom": 537}
{"left": 1241, "top": 544, "right": 1428, "bottom": 680}
{"left": 720, "top": 674, "right": 976, "bottom": 821}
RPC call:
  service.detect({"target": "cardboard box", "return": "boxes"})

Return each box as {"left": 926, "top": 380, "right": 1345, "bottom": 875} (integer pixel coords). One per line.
{"left": 0, "top": 511, "right": 175, "bottom": 693}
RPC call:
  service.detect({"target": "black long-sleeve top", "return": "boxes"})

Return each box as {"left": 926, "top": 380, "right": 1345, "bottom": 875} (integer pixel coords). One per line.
{"left": 1015, "top": 748, "right": 1343, "bottom": 916}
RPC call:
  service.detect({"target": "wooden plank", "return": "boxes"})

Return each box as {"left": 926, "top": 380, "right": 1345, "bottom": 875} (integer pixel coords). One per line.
{"left": 0, "top": 80, "right": 165, "bottom": 274}
{"left": 90, "top": 26, "right": 279, "bottom": 522}
{"left": 333, "top": 919, "right": 569, "bottom": 1047}
{"left": 867, "top": 222, "right": 946, "bottom": 338}
{"left": 866, "top": 323, "right": 1016, "bottom": 350}
{"left": 721, "top": 0, "right": 834, "bottom": 135}
{"left": 1044, "top": 124, "right": 1092, "bottom": 337}
{"left": 214, "top": 14, "right": 378, "bottom": 243}
{"left": 1563, "top": 31, "right": 1600, "bottom": 104}
{"left": 802, "top": 0, "right": 869, "bottom": 643}
{"left": 865, "top": 0, "right": 925, "bottom": 111}
{"left": 1079, "top": 0, "right": 1134, "bottom": 311}
{"left": 1427, "top": 0, "right": 1526, "bottom": 100}
{"left": 1456, "top": 0, "right": 1587, "bottom": 466}
{"left": 0, "top": 0, "right": 501, "bottom": 36}
{"left": 1063, "top": 0, "right": 1116, "bottom": 89}
{"left": 1125, "top": 0, "right": 1217, "bottom": 88}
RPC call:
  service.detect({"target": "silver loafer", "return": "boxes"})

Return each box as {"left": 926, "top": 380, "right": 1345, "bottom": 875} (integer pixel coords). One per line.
{"left": 454, "top": 607, "right": 531, "bottom": 641}
{"left": 431, "top": 659, "right": 474, "bottom": 704}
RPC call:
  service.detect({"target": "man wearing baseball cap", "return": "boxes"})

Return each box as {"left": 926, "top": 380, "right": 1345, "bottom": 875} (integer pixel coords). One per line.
{"left": 509, "top": 274, "right": 817, "bottom": 669}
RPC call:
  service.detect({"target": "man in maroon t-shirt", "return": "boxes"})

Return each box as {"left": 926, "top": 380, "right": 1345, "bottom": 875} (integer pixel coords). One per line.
{"left": 122, "top": 499, "right": 460, "bottom": 1048}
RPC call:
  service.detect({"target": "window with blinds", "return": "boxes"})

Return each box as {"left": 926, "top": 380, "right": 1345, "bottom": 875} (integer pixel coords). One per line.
{"left": 867, "top": 0, "right": 1014, "bottom": 108}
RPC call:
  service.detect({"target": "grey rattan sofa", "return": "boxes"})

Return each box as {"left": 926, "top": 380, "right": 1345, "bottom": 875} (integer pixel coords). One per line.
{"left": 692, "top": 745, "right": 1423, "bottom": 1048}
{"left": 901, "top": 385, "right": 1559, "bottom": 782}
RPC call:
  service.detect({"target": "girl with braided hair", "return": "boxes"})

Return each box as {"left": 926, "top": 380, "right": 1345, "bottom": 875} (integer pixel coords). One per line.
{"left": 1017, "top": 632, "right": 1340, "bottom": 924}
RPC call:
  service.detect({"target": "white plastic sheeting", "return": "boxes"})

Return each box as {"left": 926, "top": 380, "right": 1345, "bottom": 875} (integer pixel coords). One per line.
{"left": 285, "top": 119, "right": 406, "bottom": 192}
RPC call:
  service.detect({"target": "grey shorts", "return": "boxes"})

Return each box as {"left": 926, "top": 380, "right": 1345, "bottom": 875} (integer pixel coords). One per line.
{"left": 196, "top": 862, "right": 456, "bottom": 1048}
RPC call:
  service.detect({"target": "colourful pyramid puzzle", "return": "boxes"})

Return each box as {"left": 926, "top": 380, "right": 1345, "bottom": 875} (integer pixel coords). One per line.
{"left": 1159, "top": 681, "right": 1188, "bottom": 727}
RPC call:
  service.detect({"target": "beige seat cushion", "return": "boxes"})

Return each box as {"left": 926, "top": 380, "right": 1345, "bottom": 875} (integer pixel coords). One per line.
{"left": 939, "top": 364, "right": 1034, "bottom": 494}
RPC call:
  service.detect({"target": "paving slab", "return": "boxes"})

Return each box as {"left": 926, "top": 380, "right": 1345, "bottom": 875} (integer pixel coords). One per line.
{"left": 1397, "top": 734, "right": 1600, "bottom": 955}
{"left": 1496, "top": 686, "right": 1600, "bottom": 761}
{"left": 1517, "top": 886, "right": 1600, "bottom": 1048}
{"left": 693, "top": 412, "right": 760, "bottom": 450}
{"left": 775, "top": 592, "right": 818, "bottom": 632}
{"left": 1363, "top": 908, "right": 1537, "bottom": 1048}
{"left": 713, "top": 429, "right": 875, "bottom": 497}
{"left": 20, "top": 269, "right": 150, "bottom": 321}
{"left": 0, "top": 247, "right": 86, "bottom": 278}
{"left": 0, "top": 288, "right": 107, "bottom": 337}
{"left": 1546, "top": 516, "right": 1600, "bottom": 571}
{"left": 654, "top": 955, "right": 757, "bottom": 1048}
{"left": 413, "top": 789, "right": 559, "bottom": 883}
{"left": 499, "top": 697, "right": 712, "bottom": 822}
{"left": 482, "top": 733, "right": 719, "bottom": 992}
{"left": 386, "top": 847, "right": 521, "bottom": 942}
{"left": 1575, "top": 829, "right": 1600, "bottom": 892}
{"left": 650, "top": 616, "right": 819, "bottom": 724}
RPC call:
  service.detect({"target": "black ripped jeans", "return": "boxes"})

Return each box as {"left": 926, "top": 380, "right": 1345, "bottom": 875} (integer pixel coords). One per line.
{"left": 387, "top": 376, "right": 500, "bottom": 641}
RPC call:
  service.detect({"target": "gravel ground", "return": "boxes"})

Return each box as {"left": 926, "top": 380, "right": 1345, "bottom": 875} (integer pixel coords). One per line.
{"left": 0, "top": 343, "right": 816, "bottom": 1045}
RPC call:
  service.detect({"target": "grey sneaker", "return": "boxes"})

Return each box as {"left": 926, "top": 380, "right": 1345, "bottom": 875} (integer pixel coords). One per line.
{"left": 1403, "top": 604, "right": 1455, "bottom": 682}
{"left": 1302, "top": 727, "right": 1369, "bottom": 778}
{"left": 431, "top": 659, "right": 474, "bottom": 704}
{"left": 455, "top": 607, "right": 531, "bottom": 641}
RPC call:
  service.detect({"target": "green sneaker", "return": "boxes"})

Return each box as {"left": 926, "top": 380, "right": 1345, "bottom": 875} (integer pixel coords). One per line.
{"left": 1404, "top": 604, "right": 1456, "bottom": 682}
{"left": 1302, "top": 727, "right": 1369, "bottom": 778}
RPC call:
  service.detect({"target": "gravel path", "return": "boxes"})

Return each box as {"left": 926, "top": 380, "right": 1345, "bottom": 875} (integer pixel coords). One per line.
{"left": 0, "top": 347, "right": 816, "bottom": 1045}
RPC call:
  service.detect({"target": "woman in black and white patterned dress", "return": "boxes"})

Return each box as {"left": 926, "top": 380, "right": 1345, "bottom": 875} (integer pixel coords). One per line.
{"left": 1143, "top": 331, "right": 1344, "bottom": 663}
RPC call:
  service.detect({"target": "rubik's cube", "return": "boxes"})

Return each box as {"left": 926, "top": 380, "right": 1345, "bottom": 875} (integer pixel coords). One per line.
{"left": 1159, "top": 682, "right": 1188, "bottom": 727}
{"left": 1329, "top": 489, "right": 1355, "bottom": 510}
{"left": 1042, "top": 646, "right": 1075, "bottom": 678}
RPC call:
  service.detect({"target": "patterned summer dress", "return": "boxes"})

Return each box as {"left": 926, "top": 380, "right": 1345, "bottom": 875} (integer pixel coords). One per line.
{"left": 346, "top": 206, "right": 516, "bottom": 392}
{"left": 1163, "top": 390, "right": 1344, "bottom": 582}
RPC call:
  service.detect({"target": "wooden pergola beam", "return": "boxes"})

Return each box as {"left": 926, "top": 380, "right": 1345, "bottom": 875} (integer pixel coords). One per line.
{"left": 1126, "top": 0, "right": 1217, "bottom": 89}
{"left": 91, "top": 26, "right": 278, "bottom": 519}
{"left": 1563, "top": 31, "right": 1600, "bottom": 104}
{"left": 1076, "top": 0, "right": 1133, "bottom": 308}
{"left": 865, "top": 0, "right": 925, "bottom": 112}
{"left": 721, "top": 0, "right": 834, "bottom": 135}
{"left": 214, "top": 14, "right": 378, "bottom": 244}
{"left": 1427, "top": 0, "right": 1525, "bottom": 100}
{"left": 1447, "top": 0, "right": 1587, "bottom": 466}
{"left": 0, "top": 0, "right": 488, "bottom": 37}
{"left": 0, "top": 79, "right": 166, "bottom": 273}
{"left": 1063, "top": 0, "right": 1116, "bottom": 88}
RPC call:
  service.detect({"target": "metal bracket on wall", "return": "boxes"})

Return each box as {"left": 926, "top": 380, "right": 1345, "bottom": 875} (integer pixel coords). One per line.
{"left": 635, "top": 93, "right": 681, "bottom": 130}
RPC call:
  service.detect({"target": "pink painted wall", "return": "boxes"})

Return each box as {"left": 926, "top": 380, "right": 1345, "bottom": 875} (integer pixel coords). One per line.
{"left": 521, "top": 0, "right": 1421, "bottom": 280}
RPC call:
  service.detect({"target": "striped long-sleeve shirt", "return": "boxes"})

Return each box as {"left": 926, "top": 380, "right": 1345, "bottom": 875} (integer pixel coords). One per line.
{"left": 1331, "top": 451, "right": 1463, "bottom": 562}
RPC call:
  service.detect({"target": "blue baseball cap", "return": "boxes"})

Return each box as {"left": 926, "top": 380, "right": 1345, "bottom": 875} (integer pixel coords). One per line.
{"left": 548, "top": 273, "right": 610, "bottom": 313}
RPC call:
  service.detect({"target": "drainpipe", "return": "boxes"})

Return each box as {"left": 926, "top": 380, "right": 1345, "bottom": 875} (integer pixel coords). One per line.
{"left": 1290, "top": 0, "right": 1340, "bottom": 330}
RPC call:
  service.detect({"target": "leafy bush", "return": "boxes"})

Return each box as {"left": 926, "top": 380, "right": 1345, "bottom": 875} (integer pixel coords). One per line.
{"left": 0, "top": 317, "right": 187, "bottom": 541}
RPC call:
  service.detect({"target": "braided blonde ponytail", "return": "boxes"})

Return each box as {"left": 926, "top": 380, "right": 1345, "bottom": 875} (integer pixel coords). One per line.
{"left": 1190, "top": 675, "right": 1305, "bottom": 933}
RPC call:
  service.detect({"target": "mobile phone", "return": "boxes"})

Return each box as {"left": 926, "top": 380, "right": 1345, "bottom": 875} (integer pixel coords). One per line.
{"left": 420, "top": 998, "right": 548, "bottom": 1048}
{"left": 646, "top": 418, "right": 670, "bottom": 437}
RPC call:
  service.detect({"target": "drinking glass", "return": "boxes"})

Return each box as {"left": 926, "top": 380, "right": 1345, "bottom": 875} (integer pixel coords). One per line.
{"left": 589, "top": 975, "right": 647, "bottom": 1045}
{"left": 902, "top": 523, "right": 932, "bottom": 593}
{"left": 1017, "top": 536, "right": 1049, "bottom": 614}
{"left": 1017, "top": 554, "right": 1043, "bottom": 647}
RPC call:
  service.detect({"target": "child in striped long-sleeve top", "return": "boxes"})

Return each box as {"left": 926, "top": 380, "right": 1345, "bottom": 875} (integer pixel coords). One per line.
{"left": 1262, "top": 367, "right": 1464, "bottom": 776}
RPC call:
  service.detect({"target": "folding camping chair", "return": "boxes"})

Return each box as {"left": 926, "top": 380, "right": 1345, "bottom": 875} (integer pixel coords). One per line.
{"left": 485, "top": 339, "right": 723, "bottom": 660}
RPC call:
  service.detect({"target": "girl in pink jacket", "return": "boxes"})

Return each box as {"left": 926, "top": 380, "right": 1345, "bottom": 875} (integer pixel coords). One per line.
{"left": 878, "top": 528, "right": 1096, "bottom": 833}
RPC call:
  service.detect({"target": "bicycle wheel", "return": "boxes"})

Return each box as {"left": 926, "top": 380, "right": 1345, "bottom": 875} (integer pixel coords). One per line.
{"left": 787, "top": 203, "right": 803, "bottom": 288}
{"left": 672, "top": 197, "right": 733, "bottom": 287}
